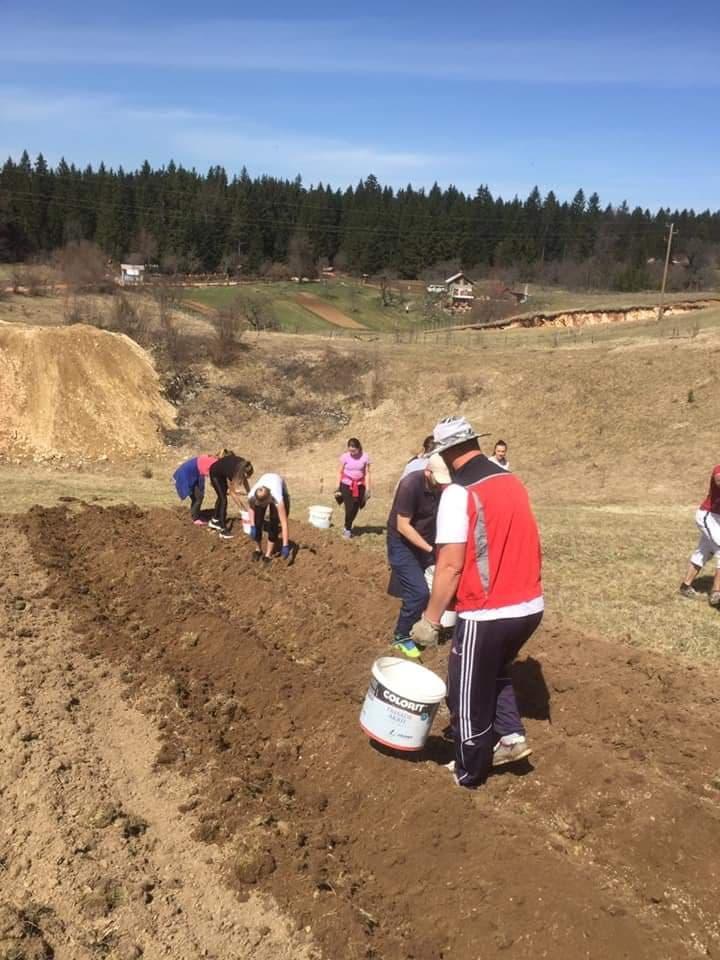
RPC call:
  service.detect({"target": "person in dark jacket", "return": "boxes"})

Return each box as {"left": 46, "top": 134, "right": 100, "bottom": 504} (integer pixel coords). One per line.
{"left": 387, "top": 454, "right": 450, "bottom": 660}
{"left": 208, "top": 454, "right": 254, "bottom": 539}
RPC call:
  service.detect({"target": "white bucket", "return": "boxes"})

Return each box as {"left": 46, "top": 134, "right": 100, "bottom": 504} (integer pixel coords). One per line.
{"left": 424, "top": 566, "right": 457, "bottom": 629}
{"left": 240, "top": 510, "right": 252, "bottom": 535}
{"left": 360, "top": 656, "right": 446, "bottom": 752}
{"left": 308, "top": 504, "right": 333, "bottom": 529}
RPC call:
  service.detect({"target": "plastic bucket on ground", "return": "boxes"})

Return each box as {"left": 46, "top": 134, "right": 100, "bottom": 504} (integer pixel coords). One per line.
{"left": 424, "top": 565, "right": 457, "bottom": 629}
{"left": 360, "top": 656, "right": 447, "bottom": 751}
{"left": 240, "top": 510, "right": 252, "bottom": 535}
{"left": 308, "top": 505, "right": 333, "bottom": 529}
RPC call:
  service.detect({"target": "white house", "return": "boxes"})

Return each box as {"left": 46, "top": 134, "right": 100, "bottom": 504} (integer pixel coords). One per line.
{"left": 445, "top": 272, "right": 474, "bottom": 304}
{"left": 426, "top": 272, "right": 475, "bottom": 308}
{"left": 120, "top": 264, "right": 145, "bottom": 286}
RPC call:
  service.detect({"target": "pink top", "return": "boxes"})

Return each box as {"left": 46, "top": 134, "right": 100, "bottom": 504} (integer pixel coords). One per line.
{"left": 340, "top": 451, "right": 370, "bottom": 484}
{"left": 197, "top": 455, "right": 218, "bottom": 477}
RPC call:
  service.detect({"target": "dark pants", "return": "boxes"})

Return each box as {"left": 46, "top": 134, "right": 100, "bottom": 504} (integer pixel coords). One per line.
{"left": 447, "top": 612, "right": 542, "bottom": 788}
{"left": 189, "top": 482, "right": 204, "bottom": 521}
{"left": 211, "top": 475, "right": 228, "bottom": 527}
{"left": 387, "top": 537, "right": 432, "bottom": 637}
{"left": 340, "top": 483, "right": 364, "bottom": 532}
{"left": 253, "top": 494, "right": 290, "bottom": 545}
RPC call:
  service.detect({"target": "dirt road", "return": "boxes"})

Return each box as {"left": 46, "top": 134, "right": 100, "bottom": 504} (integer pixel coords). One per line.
{"left": 294, "top": 293, "right": 367, "bottom": 329}
{"left": 2, "top": 505, "right": 720, "bottom": 959}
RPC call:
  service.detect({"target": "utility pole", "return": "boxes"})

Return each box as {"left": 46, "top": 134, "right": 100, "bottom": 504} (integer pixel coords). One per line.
{"left": 658, "top": 222, "right": 675, "bottom": 321}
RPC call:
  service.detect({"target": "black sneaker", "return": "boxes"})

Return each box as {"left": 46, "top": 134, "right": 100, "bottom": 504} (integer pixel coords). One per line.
{"left": 679, "top": 583, "right": 698, "bottom": 599}
{"left": 208, "top": 518, "right": 223, "bottom": 531}
{"left": 251, "top": 550, "right": 263, "bottom": 562}
{"left": 218, "top": 529, "right": 234, "bottom": 540}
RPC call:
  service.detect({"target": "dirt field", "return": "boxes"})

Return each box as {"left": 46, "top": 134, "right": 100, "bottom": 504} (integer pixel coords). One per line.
{"left": 294, "top": 293, "right": 367, "bottom": 330}
{"left": 2, "top": 505, "right": 719, "bottom": 959}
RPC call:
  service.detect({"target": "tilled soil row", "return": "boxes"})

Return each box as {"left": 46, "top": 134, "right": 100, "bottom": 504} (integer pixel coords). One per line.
{"left": 19, "top": 505, "right": 720, "bottom": 959}
{"left": 0, "top": 521, "right": 309, "bottom": 960}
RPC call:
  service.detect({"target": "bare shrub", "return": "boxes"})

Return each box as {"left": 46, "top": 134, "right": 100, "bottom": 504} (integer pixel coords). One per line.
{"left": 153, "top": 282, "right": 178, "bottom": 328}
{"left": 235, "top": 292, "right": 277, "bottom": 332}
{"left": 284, "top": 419, "right": 302, "bottom": 450}
{"left": 56, "top": 241, "right": 113, "bottom": 293}
{"left": 447, "top": 374, "right": 473, "bottom": 405}
{"left": 210, "top": 307, "right": 245, "bottom": 367}
{"left": 260, "top": 260, "right": 291, "bottom": 281}
{"left": 278, "top": 347, "right": 371, "bottom": 394}
{"left": 365, "top": 366, "right": 385, "bottom": 409}
{"left": 288, "top": 231, "right": 317, "bottom": 280}
{"left": 107, "top": 293, "right": 149, "bottom": 342}
{"left": 12, "top": 266, "right": 47, "bottom": 296}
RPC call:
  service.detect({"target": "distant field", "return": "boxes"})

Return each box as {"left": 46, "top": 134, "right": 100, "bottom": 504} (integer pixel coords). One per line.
{"left": 180, "top": 280, "right": 415, "bottom": 334}
{"left": 180, "top": 278, "right": 720, "bottom": 337}
{"left": 520, "top": 286, "right": 720, "bottom": 314}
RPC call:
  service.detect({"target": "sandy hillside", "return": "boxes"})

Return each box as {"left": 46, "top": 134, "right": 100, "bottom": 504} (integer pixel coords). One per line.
{"left": 0, "top": 321, "right": 176, "bottom": 460}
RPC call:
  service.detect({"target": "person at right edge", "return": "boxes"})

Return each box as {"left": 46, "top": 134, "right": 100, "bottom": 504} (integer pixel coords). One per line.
{"left": 410, "top": 416, "right": 543, "bottom": 788}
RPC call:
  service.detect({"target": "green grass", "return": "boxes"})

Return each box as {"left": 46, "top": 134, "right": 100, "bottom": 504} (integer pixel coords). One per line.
{"left": 181, "top": 280, "right": 416, "bottom": 334}
{"left": 182, "top": 279, "right": 720, "bottom": 340}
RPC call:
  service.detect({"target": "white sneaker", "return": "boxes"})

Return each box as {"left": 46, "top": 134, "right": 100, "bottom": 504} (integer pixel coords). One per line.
{"left": 492, "top": 737, "right": 532, "bottom": 767}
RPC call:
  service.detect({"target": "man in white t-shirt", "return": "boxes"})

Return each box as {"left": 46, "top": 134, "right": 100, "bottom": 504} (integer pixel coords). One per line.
{"left": 248, "top": 472, "right": 291, "bottom": 563}
{"left": 410, "top": 416, "right": 543, "bottom": 788}
{"left": 488, "top": 439, "right": 510, "bottom": 471}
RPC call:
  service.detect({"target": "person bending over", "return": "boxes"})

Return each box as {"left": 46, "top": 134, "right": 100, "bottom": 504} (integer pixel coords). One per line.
{"left": 248, "top": 472, "right": 291, "bottom": 562}
{"left": 336, "top": 437, "right": 371, "bottom": 539}
{"left": 680, "top": 464, "right": 720, "bottom": 607}
{"left": 173, "top": 448, "right": 230, "bottom": 525}
{"left": 387, "top": 454, "right": 450, "bottom": 660}
{"left": 208, "top": 453, "right": 254, "bottom": 539}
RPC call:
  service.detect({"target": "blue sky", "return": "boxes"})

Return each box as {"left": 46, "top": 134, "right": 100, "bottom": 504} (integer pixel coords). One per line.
{"left": 2, "top": 0, "right": 719, "bottom": 210}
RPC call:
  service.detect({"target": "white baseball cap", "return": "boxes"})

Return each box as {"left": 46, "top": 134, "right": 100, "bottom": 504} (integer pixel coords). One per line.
{"left": 427, "top": 453, "right": 452, "bottom": 484}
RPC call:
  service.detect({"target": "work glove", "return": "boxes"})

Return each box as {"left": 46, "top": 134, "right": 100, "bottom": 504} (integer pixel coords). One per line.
{"left": 410, "top": 615, "right": 441, "bottom": 649}
{"left": 281, "top": 544, "right": 291, "bottom": 560}
{"left": 334, "top": 489, "right": 343, "bottom": 505}
{"left": 249, "top": 525, "right": 257, "bottom": 539}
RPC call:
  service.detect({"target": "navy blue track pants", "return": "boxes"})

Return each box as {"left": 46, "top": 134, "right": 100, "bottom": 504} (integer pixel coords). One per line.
{"left": 447, "top": 612, "right": 542, "bottom": 788}
{"left": 387, "top": 537, "right": 433, "bottom": 638}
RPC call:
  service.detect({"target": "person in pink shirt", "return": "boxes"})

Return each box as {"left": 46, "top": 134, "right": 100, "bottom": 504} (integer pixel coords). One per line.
{"left": 335, "top": 437, "right": 371, "bottom": 539}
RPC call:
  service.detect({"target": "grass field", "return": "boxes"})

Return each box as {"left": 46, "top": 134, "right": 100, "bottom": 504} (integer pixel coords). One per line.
{"left": 181, "top": 278, "right": 720, "bottom": 338}
{"left": 181, "top": 280, "right": 417, "bottom": 333}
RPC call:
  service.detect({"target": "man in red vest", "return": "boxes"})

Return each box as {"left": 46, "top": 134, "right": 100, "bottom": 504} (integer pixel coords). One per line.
{"left": 411, "top": 416, "right": 543, "bottom": 788}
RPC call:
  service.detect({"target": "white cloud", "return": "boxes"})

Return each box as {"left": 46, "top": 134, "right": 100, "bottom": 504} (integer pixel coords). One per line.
{"left": 1, "top": 18, "right": 718, "bottom": 86}
{"left": 0, "top": 87, "right": 450, "bottom": 185}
